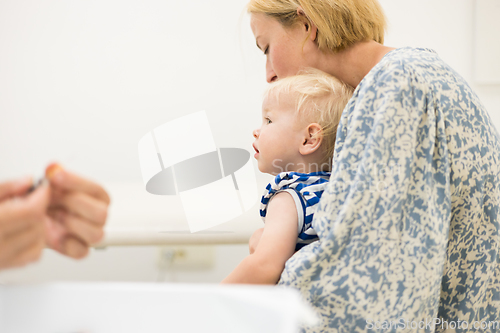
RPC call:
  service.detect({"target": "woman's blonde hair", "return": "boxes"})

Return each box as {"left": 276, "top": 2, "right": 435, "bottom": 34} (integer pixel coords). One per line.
{"left": 265, "top": 68, "right": 353, "bottom": 168}
{"left": 247, "top": 0, "right": 387, "bottom": 53}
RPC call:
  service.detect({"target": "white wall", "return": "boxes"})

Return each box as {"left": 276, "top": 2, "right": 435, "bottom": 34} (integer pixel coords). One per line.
{"left": 0, "top": 0, "right": 267, "bottom": 183}
{"left": 379, "top": 0, "right": 500, "bottom": 127}
{"left": 1, "top": 0, "right": 499, "bottom": 284}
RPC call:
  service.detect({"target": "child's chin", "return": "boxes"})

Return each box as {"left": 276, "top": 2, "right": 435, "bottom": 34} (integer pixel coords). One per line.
{"left": 259, "top": 168, "right": 271, "bottom": 175}
{"left": 258, "top": 165, "right": 273, "bottom": 175}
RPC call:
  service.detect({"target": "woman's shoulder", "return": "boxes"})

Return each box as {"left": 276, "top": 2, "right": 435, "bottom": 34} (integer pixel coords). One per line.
{"left": 378, "top": 47, "right": 440, "bottom": 69}
{"left": 354, "top": 46, "right": 466, "bottom": 100}
{"left": 383, "top": 47, "right": 438, "bottom": 61}
{"left": 367, "top": 47, "right": 454, "bottom": 85}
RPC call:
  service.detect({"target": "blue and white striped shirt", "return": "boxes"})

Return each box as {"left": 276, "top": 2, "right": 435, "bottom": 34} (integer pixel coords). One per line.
{"left": 260, "top": 171, "right": 331, "bottom": 251}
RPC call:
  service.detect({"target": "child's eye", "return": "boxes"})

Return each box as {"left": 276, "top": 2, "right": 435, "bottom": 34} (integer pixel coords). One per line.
{"left": 266, "top": 118, "right": 272, "bottom": 124}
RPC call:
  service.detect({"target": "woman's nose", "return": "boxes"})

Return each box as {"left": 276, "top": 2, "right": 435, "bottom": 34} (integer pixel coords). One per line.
{"left": 267, "top": 73, "right": 278, "bottom": 83}
{"left": 266, "top": 60, "right": 277, "bottom": 83}
{"left": 253, "top": 128, "right": 260, "bottom": 138}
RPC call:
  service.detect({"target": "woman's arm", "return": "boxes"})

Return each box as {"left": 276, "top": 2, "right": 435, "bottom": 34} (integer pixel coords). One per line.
{"left": 221, "top": 192, "right": 298, "bottom": 284}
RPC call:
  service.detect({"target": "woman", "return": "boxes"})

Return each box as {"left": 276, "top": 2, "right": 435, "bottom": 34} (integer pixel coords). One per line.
{"left": 248, "top": 0, "right": 500, "bottom": 331}
{"left": 0, "top": 163, "right": 109, "bottom": 270}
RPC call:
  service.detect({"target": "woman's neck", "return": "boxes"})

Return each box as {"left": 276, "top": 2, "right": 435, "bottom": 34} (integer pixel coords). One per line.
{"left": 317, "top": 41, "right": 396, "bottom": 88}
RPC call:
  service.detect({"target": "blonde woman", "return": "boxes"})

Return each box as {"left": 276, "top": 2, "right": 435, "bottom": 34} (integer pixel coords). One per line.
{"left": 247, "top": 0, "right": 500, "bottom": 332}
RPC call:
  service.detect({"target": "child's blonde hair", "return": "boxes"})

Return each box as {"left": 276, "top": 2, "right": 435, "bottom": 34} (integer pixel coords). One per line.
{"left": 264, "top": 68, "right": 353, "bottom": 168}
{"left": 247, "top": 0, "right": 387, "bottom": 53}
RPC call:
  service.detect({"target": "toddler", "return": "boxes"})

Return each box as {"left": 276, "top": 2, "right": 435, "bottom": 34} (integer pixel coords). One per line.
{"left": 222, "top": 69, "right": 353, "bottom": 284}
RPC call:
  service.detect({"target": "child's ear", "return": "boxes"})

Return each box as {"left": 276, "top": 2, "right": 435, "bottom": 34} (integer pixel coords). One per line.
{"left": 299, "top": 123, "right": 323, "bottom": 156}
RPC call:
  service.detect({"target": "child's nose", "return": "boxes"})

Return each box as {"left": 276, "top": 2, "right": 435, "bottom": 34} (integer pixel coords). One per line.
{"left": 253, "top": 129, "right": 260, "bottom": 138}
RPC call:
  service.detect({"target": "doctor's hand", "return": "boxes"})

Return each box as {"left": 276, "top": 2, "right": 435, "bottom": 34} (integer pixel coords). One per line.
{"left": 44, "top": 164, "right": 110, "bottom": 259}
{"left": 0, "top": 177, "right": 50, "bottom": 270}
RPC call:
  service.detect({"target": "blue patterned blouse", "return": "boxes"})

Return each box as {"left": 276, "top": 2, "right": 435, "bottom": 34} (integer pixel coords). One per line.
{"left": 278, "top": 47, "right": 500, "bottom": 333}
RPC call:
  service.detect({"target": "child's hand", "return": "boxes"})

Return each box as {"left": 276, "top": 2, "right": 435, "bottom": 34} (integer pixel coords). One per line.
{"left": 249, "top": 228, "right": 264, "bottom": 254}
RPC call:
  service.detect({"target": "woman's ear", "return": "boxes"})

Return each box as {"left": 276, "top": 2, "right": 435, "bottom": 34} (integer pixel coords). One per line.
{"left": 296, "top": 6, "right": 317, "bottom": 42}
{"left": 299, "top": 123, "right": 323, "bottom": 156}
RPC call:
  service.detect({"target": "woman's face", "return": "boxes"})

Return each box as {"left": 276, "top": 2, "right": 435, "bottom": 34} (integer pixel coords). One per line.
{"left": 250, "top": 13, "right": 319, "bottom": 83}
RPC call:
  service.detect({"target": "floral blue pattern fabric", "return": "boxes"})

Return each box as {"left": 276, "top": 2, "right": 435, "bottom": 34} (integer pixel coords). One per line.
{"left": 278, "top": 47, "right": 500, "bottom": 332}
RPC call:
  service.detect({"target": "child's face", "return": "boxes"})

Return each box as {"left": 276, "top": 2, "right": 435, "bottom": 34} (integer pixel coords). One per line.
{"left": 252, "top": 95, "right": 305, "bottom": 175}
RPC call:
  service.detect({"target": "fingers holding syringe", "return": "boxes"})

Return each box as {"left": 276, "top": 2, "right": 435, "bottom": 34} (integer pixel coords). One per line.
{"left": 0, "top": 176, "right": 34, "bottom": 201}
{"left": 0, "top": 185, "right": 50, "bottom": 270}
{"left": 49, "top": 190, "right": 108, "bottom": 229}
{"left": 47, "top": 206, "right": 105, "bottom": 246}
{"left": 46, "top": 163, "right": 111, "bottom": 205}
{"left": 0, "top": 223, "right": 45, "bottom": 270}
{"left": 0, "top": 183, "right": 50, "bottom": 237}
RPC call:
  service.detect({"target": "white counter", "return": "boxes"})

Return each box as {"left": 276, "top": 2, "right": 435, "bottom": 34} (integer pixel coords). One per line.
{"left": 0, "top": 282, "right": 319, "bottom": 333}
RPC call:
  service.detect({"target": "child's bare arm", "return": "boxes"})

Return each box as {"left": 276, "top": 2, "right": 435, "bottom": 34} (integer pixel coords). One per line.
{"left": 221, "top": 192, "right": 298, "bottom": 284}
